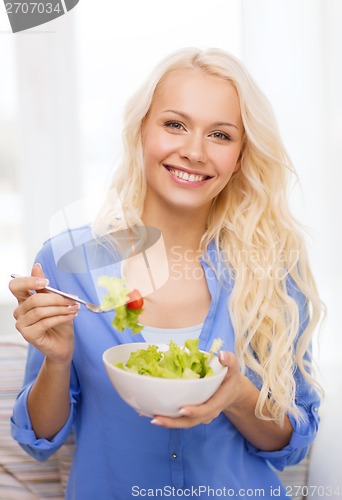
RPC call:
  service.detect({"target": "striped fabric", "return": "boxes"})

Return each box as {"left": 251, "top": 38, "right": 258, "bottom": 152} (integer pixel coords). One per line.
{"left": 277, "top": 455, "right": 310, "bottom": 500}
{"left": 0, "top": 341, "right": 310, "bottom": 500}
{"left": 55, "top": 434, "right": 75, "bottom": 494}
{"left": 0, "top": 342, "right": 64, "bottom": 500}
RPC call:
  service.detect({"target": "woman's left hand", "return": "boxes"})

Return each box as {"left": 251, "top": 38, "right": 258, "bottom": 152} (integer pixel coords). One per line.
{"left": 150, "top": 351, "right": 244, "bottom": 428}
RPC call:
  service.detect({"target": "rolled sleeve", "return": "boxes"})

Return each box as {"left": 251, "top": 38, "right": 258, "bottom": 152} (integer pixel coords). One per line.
{"left": 246, "top": 395, "right": 320, "bottom": 470}
{"left": 11, "top": 339, "right": 80, "bottom": 462}
{"left": 11, "top": 380, "right": 77, "bottom": 462}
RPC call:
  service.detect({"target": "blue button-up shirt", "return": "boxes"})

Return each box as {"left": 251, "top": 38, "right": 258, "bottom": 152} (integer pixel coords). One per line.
{"left": 11, "top": 226, "right": 320, "bottom": 499}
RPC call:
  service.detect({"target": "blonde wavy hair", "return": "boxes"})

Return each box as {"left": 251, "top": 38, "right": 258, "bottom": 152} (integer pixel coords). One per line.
{"left": 93, "top": 47, "right": 324, "bottom": 425}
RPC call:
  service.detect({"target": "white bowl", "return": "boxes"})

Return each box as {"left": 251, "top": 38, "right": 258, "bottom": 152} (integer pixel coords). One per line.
{"left": 103, "top": 342, "right": 227, "bottom": 418}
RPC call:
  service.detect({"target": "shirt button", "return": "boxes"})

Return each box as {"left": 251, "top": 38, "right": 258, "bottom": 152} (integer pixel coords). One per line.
{"left": 171, "top": 453, "right": 177, "bottom": 459}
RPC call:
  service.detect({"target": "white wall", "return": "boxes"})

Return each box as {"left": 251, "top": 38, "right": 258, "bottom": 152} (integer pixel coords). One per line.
{"left": 14, "top": 12, "right": 82, "bottom": 267}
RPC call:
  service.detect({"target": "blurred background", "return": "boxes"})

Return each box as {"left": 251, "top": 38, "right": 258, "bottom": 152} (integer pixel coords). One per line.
{"left": 0, "top": 0, "right": 341, "bottom": 495}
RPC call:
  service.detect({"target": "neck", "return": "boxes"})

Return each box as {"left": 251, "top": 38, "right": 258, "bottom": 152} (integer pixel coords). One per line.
{"left": 142, "top": 201, "right": 209, "bottom": 254}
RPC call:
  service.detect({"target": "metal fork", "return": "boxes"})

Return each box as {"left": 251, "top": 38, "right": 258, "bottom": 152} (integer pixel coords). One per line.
{"left": 11, "top": 274, "right": 108, "bottom": 313}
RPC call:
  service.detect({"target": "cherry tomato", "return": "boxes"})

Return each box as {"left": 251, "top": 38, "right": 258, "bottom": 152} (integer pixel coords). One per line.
{"left": 127, "top": 289, "right": 144, "bottom": 310}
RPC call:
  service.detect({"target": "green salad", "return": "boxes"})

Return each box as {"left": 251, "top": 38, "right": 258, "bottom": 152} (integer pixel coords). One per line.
{"left": 98, "top": 276, "right": 144, "bottom": 334}
{"left": 115, "top": 338, "right": 223, "bottom": 379}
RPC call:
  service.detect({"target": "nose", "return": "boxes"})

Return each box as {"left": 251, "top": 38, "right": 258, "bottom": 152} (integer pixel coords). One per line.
{"left": 179, "top": 133, "right": 207, "bottom": 163}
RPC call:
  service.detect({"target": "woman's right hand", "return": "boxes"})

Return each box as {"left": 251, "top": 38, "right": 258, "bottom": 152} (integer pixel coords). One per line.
{"left": 9, "top": 263, "right": 79, "bottom": 366}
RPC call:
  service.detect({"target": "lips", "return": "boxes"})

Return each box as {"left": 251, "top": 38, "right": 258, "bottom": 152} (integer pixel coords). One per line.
{"left": 163, "top": 164, "right": 212, "bottom": 183}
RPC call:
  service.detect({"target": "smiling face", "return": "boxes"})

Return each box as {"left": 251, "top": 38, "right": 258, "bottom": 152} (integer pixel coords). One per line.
{"left": 141, "top": 68, "right": 244, "bottom": 219}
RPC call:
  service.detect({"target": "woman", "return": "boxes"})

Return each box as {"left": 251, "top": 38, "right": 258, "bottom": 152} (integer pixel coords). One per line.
{"left": 10, "top": 48, "right": 323, "bottom": 499}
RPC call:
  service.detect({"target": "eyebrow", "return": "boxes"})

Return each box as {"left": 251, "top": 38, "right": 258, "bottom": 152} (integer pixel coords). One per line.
{"left": 162, "top": 110, "right": 239, "bottom": 130}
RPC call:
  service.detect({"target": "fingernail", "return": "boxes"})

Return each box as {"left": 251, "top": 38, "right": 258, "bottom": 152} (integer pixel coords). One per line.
{"left": 179, "top": 408, "right": 189, "bottom": 417}
{"left": 35, "top": 278, "right": 49, "bottom": 287}
{"left": 34, "top": 263, "right": 42, "bottom": 269}
{"left": 218, "top": 351, "right": 224, "bottom": 362}
{"left": 68, "top": 304, "right": 80, "bottom": 312}
{"left": 151, "top": 418, "right": 162, "bottom": 426}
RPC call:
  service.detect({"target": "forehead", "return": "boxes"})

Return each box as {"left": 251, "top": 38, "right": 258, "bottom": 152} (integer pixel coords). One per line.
{"left": 150, "top": 68, "right": 242, "bottom": 124}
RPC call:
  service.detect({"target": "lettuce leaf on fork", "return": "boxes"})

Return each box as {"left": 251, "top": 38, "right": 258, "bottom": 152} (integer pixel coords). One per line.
{"left": 98, "top": 276, "right": 143, "bottom": 334}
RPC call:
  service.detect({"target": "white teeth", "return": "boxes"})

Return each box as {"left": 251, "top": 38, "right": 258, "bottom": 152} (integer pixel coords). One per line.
{"left": 168, "top": 167, "right": 206, "bottom": 182}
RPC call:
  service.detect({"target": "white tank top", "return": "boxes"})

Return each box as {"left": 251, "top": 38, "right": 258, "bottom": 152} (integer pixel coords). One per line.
{"left": 141, "top": 323, "right": 203, "bottom": 346}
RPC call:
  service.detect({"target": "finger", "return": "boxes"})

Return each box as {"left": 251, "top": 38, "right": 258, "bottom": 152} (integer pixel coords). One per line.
{"left": 177, "top": 399, "right": 221, "bottom": 425}
{"left": 151, "top": 402, "right": 219, "bottom": 428}
{"left": 17, "top": 314, "right": 75, "bottom": 344}
{"left": 9, "top": 274, "right": 49, "bottom": 303}
{"left": 17, "top": 303, "right": 80, "bottom": 328}
{"left": 31, "top": 262, "right": 46, "bottom": 280}
{"left": 218, "top": 351, "right": 240, "bottom": 375}
{"left": 150, "top": 415, "right": 195, "bottom": 429}
{"left": 17, "top": 312, "right": 77, "bottom": 341}
{"left": 17, "top": 290, "right": 78, "bottom": 316}
{"left": 31, "top": 263, "right": 52, "bottom": 298}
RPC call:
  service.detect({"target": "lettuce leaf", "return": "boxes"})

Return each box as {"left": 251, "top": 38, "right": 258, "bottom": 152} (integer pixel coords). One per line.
{"left": 115, "top": 338, "right": 221, "bottom": 379}
{"left": 98, "top": 276, "right": 143, "bottom": 334}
